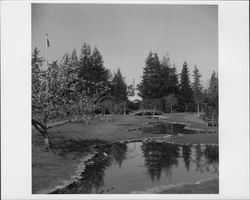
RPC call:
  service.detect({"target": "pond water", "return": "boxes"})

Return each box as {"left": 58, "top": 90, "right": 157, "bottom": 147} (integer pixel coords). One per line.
{"left": 142, "top": 123, "right": 200, "bottom": 135}
{"left": 52, "top": 141, "right": 218, "bottom": 194}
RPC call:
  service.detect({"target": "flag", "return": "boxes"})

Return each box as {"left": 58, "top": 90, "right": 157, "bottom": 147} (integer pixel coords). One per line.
{"left": 46, "top": 33, "right": 50, "bottom": 47}
{"left": 47, "top": 38, "right": 50, "bottom": 47}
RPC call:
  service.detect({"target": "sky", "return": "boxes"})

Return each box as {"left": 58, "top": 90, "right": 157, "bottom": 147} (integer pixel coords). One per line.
{"left": 32, "top": 4, "right": 218, "bottom": 87}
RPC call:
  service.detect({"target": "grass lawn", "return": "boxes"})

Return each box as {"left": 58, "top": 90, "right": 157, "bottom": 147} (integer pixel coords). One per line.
{"left": 32, "top": 112, "right": 218, "bottom": 194}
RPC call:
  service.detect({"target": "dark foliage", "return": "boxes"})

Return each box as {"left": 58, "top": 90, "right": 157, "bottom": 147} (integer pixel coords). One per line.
{"left": 178, "top": 62, "right": 195, "bottom": 112}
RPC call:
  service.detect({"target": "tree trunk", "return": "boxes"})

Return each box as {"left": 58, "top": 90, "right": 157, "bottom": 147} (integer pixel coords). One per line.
{"left": 170, "top": 123, "right": 173, "bottom": 133}
{"left": 123, "top": 102, "right": 126, "bottom": 115}
{"left": 197, "top": 102, "right": 200, "bottom": 117}
{"left": 32, "top": 119, "right": 52, "bottom": 147}
{"left": 153, "top": 106, "right": 155, "bottom": 119}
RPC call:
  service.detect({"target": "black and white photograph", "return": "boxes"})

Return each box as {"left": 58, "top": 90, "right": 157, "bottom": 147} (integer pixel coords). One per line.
{"left": 1, "top": 1, "right": 249, "bottom": 199}
{"left": 31, "top": 3, "right": 219, "bottom": 194}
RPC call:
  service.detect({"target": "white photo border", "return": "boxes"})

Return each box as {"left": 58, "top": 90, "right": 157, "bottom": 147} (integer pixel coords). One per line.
{"left": 1, "top": 0, "right": 249, "bottom": 199}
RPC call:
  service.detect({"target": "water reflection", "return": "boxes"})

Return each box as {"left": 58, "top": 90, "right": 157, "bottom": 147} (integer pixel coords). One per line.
{"left": 194, "top": 145, "right": 219, "bottom": 174}
{"left": 142, "top": 123, "right": 198, "bottom": 135}
{"left": 182, "top": 145, "right": 192, "bottom": 171}
{"left": 51, "top": 142, "right": 127, "bottom": 194}
{"left": 141, "top": 142, "right": 218, "bottom": 183}
{"left": 51, "top": 142, "right": 218, "bottom": 194}
{"left": 141, "top": 142, "right": 179, "bottom": 182}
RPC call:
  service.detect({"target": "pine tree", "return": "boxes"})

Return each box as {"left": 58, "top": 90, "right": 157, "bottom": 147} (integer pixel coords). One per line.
{"left": 192, "top": 65, "right": 203, "bottom": 116}
{"left": 159, "top": 55, "right": 170, "bottom": 96}
{"left": 208, "top": 71, "right": 218, "bottom": 99}
{"left": 138, "top": 51, "right": 161, "bottom": 99}
{"left": 179, "top": 61, "right": 195, "bottom": 112}
{"left": 112, "top": 69, "right": 128, "bottom": 102}
{"left": 207, "top": 71, "right": 218, "bottom": 122}
{"left": 168, "top": 64, "right": 179, "bottom": 95}
{"left": 78, "top": 43, "right": 110, "bottom": 98}
{"left": 91, "top": 47, "right": 110, "bottom": 82}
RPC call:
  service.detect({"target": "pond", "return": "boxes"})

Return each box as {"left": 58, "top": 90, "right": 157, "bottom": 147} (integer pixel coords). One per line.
{"left": 51, "top": 141, "right": 218, "bottom": 194}
{"left": 142, "top": 122, "right": 204, "bottom": 135}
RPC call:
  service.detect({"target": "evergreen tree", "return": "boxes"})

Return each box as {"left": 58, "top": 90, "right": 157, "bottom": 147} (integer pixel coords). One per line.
{"left": 78, "top": 43, "right": 110, "bottom": 98}
{"left": 111, "top": 69, "right": 128, "bottom": 102}
{"left": 91, "top": 47, "right": 110, "bottom": 82}
{"left": 158, "top": 56, "right": 179, "bottom": 112}
{"left": 138, "top": 51, "right": 161, "bottom": 99}
{"left": 179, "top": 61, "right": 195, "bottom": 112}
{"left": 159, "top": 55, "right": 171, "bottom": 96}
{"left": 208, "top": 71, "right": 218, "bottom": 100}
{"left": 71, "top": 49, "right": 78, "bottom": 67}
{"left": 207, "top": 71, "right": 218, "bottom": 122}
{"left": 192, "top": 65, "right": 203, "bottom": 116}
{"left": 168, "top": 64, "right": 179, "bottom": 95}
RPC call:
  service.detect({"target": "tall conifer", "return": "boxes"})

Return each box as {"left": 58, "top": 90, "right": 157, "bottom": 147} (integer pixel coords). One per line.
{"left": 179, "top": 61, "right": 195, "bottom": 111}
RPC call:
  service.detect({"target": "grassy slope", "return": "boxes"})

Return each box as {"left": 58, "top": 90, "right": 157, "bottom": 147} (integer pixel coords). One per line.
{"left": 47, "top": 113, "right": 218, "bottom": 144}
{"left": 32, "top": 133, "right": 82, "bottom": 193}
{"left": 32, "top": 113, "right": 218, "bottom": 193}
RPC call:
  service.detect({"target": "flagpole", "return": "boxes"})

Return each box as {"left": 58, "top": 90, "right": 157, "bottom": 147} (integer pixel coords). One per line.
{"left": 45, "top": 33, "right": 48, "bottom": 126}
{"left": 46, "top": 33, "right": 48, "bottom": 68}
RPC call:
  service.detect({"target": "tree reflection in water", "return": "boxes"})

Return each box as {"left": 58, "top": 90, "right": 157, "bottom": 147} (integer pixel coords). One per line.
{"left": 203, "top": 145, "right": 219, "bottom": 174}
{"left": 142, "top": 123, "right": 197, "bottom": 135}
{"left": 51, "top": 142, "right": 218, "bottom": 194}
{"left": 142, "top": 142, "right": 218, "bottom": 183}
{"left": 182, "top": 145, "right": 192, "bottom": 171}
{"left": 141, "top": 142, "right": 179, "bottom": 182}
{"left": 194, "top": 145, "right": 218, "bottom": 174}
{"left": 51, "top": 142, "right": 127, "bottom": 194}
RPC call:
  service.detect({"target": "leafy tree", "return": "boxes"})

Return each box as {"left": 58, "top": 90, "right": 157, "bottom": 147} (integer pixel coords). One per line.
{"left": 32, "top": 48, "right": 83, "bottom": 146}
{"left": 32, "top": 48, "right": 61, "bottom": 146}
{"left": 47, "top": 61, "right": 64, "bottom": 108}
{"left": 192, "top": 65, "right": 203, "bottom": 116}
{"left": 32, "top": 47, "right": 45, "bottom": 109}
{"left": 164, "top": 94, "right": 178, "bottom": 114}
{"left": 32, "top": 47, "right": 50, "bottom": 144}
{"left": 59, "top": 50, "right": 80, "bottom": 115}
{"left": 179, "top": 61, "right": 195, "bottom": 112}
